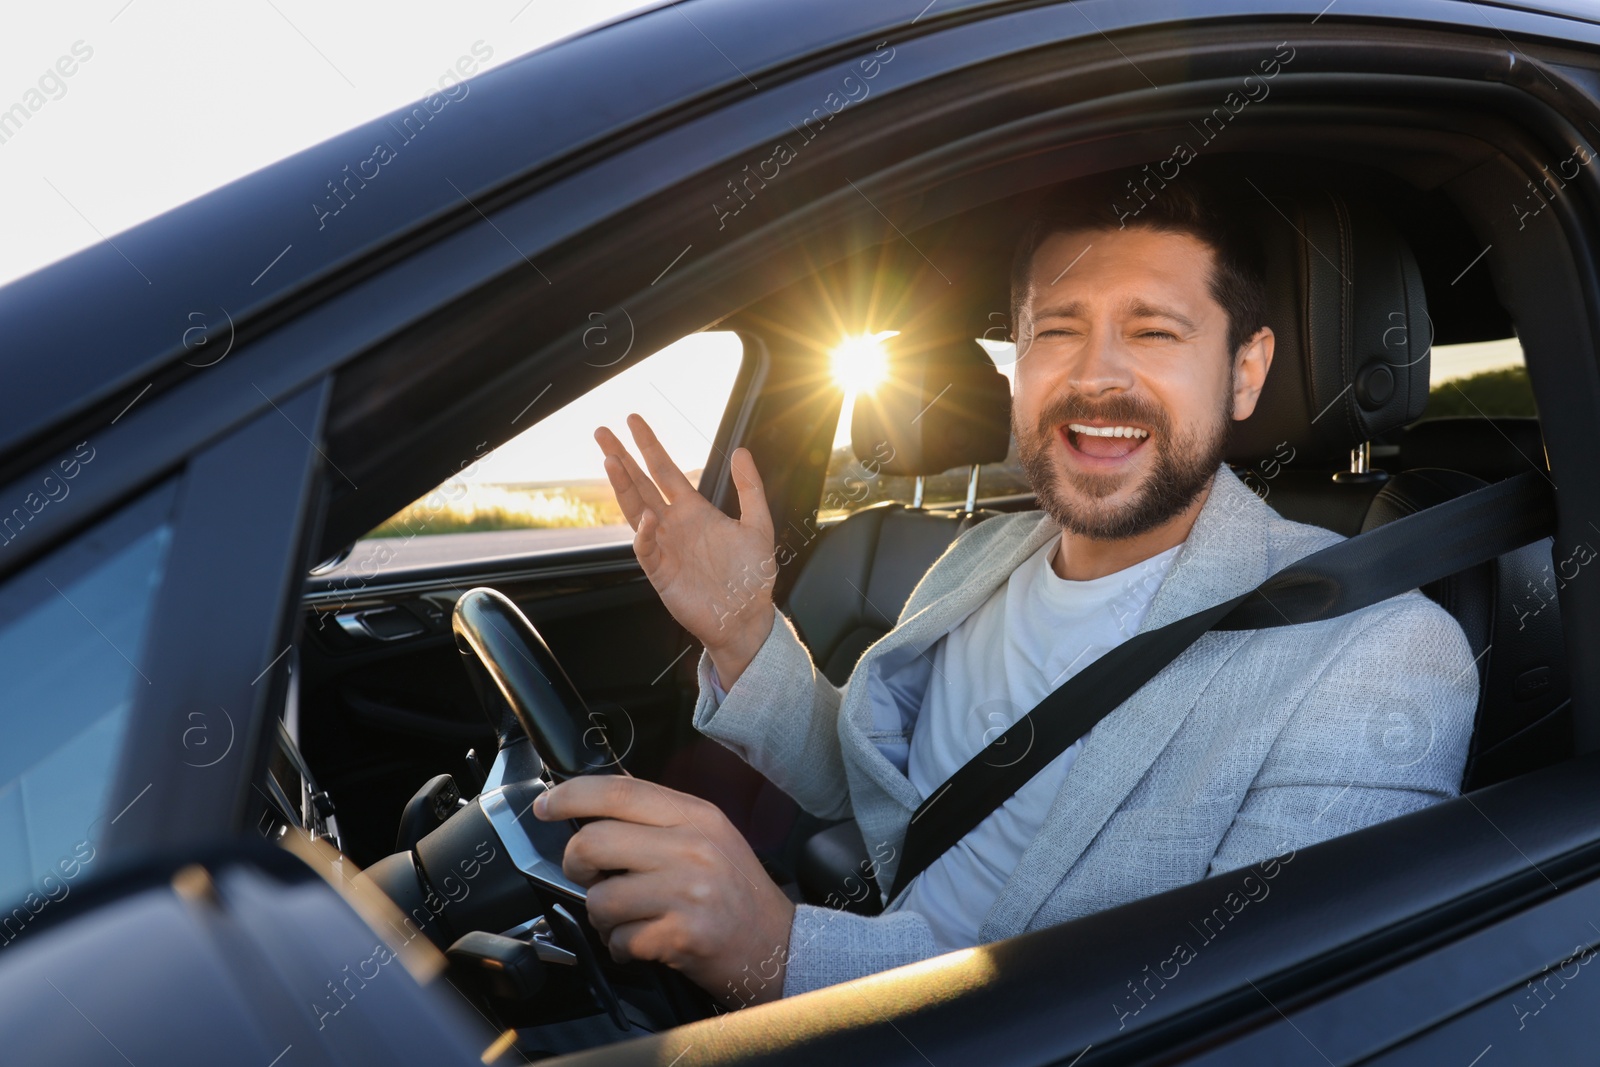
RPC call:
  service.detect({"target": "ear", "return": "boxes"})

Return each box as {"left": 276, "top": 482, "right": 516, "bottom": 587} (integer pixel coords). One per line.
{"left": 1230, "top": 326, "right": 1275, "bottom": 422}
{"left": 1010, "top": 313, "right": 1037, "bottom": 367}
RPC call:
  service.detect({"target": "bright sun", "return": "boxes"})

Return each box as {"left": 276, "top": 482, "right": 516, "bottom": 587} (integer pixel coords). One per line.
{"left": 829, "top": 330, "right": 897, "bottom": 395}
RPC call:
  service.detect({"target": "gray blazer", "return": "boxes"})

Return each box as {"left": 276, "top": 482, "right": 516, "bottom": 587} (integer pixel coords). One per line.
{"left": 692, "top": 465, "right": 1478, "bottom": 997}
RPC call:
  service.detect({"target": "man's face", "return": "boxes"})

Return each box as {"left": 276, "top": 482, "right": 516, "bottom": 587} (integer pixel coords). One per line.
{"left": 1012, "top": 226, "right": 1265, "bottom": 541}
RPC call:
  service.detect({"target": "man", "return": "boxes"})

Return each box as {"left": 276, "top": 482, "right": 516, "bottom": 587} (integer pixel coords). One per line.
{"left": 533, "top": 175, "right": 1478, "bottom": 1007}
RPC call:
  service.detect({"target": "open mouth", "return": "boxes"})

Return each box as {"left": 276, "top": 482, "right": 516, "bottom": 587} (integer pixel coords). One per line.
{"left": 1060, "top": 421, "right": 1152, "bottom": 463}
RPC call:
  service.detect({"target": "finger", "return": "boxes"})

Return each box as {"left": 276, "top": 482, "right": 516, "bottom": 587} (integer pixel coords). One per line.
{"left": 534, "top": 775, "right": 695, "bottom": 828}
{"left": 627, "top": 414, "right": 698, "bottom": 504}
{"left": 730, "top": 447, "right": 774, "bottom": 542}
{"left": 583, "top": 871, "right": 668, "bottom": 939}
{"left": 603, "top": 455, "right": 647, "bottom": 532}
{"left": 597, "top": 424, "right": 667, "bottom": 517}
{"left": 635, "top": 507, "right": 662, "bottom": 572}
{"left": 595, "top": 429, "right": 647, "bottom": 530}
{"left": 563, "top": 819, "right": 670, "bottom": 887}
{"left": 603, "top": 918, "right": 674, "bottom": 967}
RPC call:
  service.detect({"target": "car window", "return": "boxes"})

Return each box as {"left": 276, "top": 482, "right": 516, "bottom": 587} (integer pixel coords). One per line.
{"left": 1423, "top": 334, "right": 1534, "bottom": 417}
{"left": 820, "top": 337, "right": 1026, "bottom": 522}
{"left": 352, "top": 332, "right": 745, "bottom": 569}
{"left": 0, "top": 480, "right": 175, "bottom": 910}
{"left": 820, "top": 332, "right": 1535, "bottom": 521}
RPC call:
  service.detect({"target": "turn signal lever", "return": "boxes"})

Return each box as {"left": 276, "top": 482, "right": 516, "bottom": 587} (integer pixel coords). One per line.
{"left": 451, "top": 586, "right": 623, "bottom": 781}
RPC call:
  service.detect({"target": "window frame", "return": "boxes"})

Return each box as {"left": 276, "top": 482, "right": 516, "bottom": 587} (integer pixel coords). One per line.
{"left": 99, "top": 380, "right": 332, "bottom": 858}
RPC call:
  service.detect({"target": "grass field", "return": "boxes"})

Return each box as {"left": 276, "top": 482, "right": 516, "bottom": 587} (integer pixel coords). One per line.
{"left": 1422, "top": 364, "right": 1537, "bottom": 418}
{"left": 368, "top": 479, "right": 627, "bottom": 538}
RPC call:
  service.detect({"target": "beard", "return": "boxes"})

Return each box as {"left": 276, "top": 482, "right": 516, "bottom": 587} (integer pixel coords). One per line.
{"left": 1016, "top": 377, "right": 1233, "bottom": 541}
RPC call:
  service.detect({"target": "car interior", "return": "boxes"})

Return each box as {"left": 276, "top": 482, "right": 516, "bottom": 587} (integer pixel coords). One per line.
{"left": 267, "top": 168, "right": 1568, "bottom": 1050}
{"left": 246, "top": 27, "right": 1597, "bottom": 1057}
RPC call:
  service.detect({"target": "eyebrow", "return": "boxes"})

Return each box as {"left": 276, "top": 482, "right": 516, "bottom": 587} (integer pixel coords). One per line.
{"left": 1031, "top": 299, "right": 1198, "bottom": 331}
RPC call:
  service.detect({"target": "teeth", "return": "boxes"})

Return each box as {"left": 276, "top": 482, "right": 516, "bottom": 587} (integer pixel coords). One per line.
{"left": 1067, "top": 423, "right": 1149, "bottom": 439}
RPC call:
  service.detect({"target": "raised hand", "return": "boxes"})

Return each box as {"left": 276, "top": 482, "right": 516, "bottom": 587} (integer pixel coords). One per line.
{"left": 595, "top": 414, "right": 776, "bottom": 687}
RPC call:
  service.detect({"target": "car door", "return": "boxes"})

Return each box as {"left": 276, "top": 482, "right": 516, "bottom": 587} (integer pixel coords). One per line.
{"left": 288, "top": 5, "right": 1600, "bottom": 1063}
{"left": 0, "top": 379, "right": 496, "bottom": 1063}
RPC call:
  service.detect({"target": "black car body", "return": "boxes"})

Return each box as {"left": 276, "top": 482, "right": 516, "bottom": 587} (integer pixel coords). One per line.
{"left": 4, "top": 0, "right": 1600, "bottom": 1062}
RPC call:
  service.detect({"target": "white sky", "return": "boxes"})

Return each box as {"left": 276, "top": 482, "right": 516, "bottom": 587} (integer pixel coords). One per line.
{"left": 1427, "top": 336, "right": 1524, "bottom": 382}
{"left": 469, "top": 332, "right": 746, "bottom": 485}
{"left": 0, "top": 0, "right": 656, "bottom": 288}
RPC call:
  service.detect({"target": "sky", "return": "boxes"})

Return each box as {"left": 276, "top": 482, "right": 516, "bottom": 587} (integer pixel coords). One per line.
{"left": 469, "top": 331, "right": 747, "bottom": 486}
{"left": 0, "top": 0, "right": 657, "bottom": 288}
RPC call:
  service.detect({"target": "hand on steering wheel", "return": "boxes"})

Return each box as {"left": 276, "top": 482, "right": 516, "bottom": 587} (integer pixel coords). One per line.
{"left": 452, "top": 586, "right": 791, "bottom": 1014}
{"left": 534, "top": 776, "right": 796, "bottom": 1008}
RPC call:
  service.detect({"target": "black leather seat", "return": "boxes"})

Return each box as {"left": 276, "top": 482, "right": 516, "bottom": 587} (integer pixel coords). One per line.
{"left": 786, "top": 338, "right": 1013, "bottom": 684}
{"left": 1396, "top": 415, "right": 1546, "bottom": 482}
{"left": 746, "top": 339, "right": 1013, "bottom": 903}
{"left": 1226, "top": 190, "right": 1569, "bottom": 790}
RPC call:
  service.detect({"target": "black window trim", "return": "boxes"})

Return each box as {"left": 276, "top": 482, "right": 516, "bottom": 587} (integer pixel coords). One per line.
{"left": 103, "top": 379, "right": 332, "bottom": 856}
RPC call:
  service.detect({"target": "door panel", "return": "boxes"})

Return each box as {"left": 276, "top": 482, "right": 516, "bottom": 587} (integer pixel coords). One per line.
{"left": 1174, "top": 864, "right": 1600, "bottom": 1065}
{"left": 0, "top": 842, "right": 488, "bottom": 1066}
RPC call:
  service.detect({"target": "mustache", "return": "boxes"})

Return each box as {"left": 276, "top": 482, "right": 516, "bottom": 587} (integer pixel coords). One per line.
{"left": 1032, "top": 392, "right": 1170, "bottom": 437}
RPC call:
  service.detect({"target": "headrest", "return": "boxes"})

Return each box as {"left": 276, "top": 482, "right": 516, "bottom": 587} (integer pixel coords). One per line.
{"left": 1226, "top": 191, "right": 1431, "bottom": 466}
{"left": 849, "top": 336, "right": 1012, "bottom": 476}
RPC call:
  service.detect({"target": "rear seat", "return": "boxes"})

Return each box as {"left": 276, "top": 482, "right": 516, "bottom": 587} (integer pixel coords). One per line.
{"left": 1394, "top": 415, "right": 1546, "bottom": 481}
{"left": 1221, "top": 191, "right": 1567, "bottom": 793}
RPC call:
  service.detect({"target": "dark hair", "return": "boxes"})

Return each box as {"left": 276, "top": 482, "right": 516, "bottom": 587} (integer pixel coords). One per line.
{"left": 1008, "top": 171, "right": 1267, "bottom": 356}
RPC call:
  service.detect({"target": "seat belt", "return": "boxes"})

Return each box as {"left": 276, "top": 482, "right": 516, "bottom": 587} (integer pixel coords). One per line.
{"left": 885, "top": 470, "right": 1558, "bottom": 903}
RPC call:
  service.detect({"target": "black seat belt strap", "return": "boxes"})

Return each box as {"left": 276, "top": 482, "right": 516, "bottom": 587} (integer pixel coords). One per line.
{"left": 886, "top": 471, "right": 1557, "bottom": 903}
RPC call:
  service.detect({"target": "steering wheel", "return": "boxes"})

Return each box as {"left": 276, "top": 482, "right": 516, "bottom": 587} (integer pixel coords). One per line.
{"left": 454, "top": 591, "right": 723, "bottom": 1023}
{"left": 451, "top": 585, "right": 621, "bottom": 782}
{"left": 356, "top": 586, "right": 716, "bottom": 1038}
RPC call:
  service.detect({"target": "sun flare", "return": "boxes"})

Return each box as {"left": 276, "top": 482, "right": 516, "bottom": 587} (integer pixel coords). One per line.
{"left": 829, "top": 330, "right": 898, "bottom": 395}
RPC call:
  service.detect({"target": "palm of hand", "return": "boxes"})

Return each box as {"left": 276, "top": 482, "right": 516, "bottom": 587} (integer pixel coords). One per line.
{"left": 594, "top": 415, "right": 776, "bottom": 661}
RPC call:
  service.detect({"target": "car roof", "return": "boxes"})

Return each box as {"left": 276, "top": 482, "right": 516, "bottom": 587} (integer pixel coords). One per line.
{"left": 0, "top": 0, "right": 1585, "bottom": 466}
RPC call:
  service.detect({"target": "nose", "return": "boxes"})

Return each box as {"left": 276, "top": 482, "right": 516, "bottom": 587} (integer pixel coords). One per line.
{"left": 1067, "top": 322, "right": 1136, "bottom": 396}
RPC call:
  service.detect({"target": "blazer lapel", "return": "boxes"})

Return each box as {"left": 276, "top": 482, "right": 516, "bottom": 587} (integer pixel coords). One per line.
{"left": 839, "top": 512, "right": 1062, "bottom": 814}
{"left": 978, "top": 465, "right": 1275, "bottom": 941}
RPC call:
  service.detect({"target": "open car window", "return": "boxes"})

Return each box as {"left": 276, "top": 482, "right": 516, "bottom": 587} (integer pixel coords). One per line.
{"left": 347, "top": 331, "right": 745, "bottom": 571}
{"left": 821, "top": 331, "right": 1536, "bottom": 522}
{"left": 1424, "top": 334, "right": 1533, "bottom": 417}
